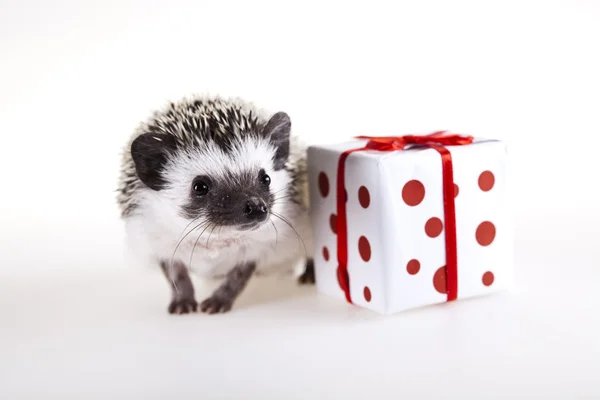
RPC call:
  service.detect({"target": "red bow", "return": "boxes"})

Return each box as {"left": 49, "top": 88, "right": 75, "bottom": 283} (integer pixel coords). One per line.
{"left": 336, "top": 131, "right": 474, "bottom": 305}
{"left": 355, "top": 130, "right": 474, "bottom": 151}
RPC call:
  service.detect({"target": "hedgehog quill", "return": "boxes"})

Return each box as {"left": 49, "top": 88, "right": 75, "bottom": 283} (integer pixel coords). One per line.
{"left": 117, "top": 96, "right": 314, "bottom": 314}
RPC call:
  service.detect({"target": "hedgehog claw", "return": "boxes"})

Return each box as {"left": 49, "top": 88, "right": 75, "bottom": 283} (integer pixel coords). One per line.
{"left": 200, "top": 296, "right": 233, "bottom": 314}
{"left": 168, "top": 298, "right": 198, "bottom": 314}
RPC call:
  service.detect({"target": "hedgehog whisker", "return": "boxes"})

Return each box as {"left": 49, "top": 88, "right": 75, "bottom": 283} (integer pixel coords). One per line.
{"left": 273, "top": 192, "right": 294, "bottom": 199}
{"left": 175, "top": 210, "right": 209, "bottom": 244}
{"left": 272, "top": 187, "right": 288, "bottom": 197}
{"left": 271, "top": 212, "right": 307, "bottom": 258}
{"left": 273, "top": 194, "right": 295, "bottom": 203}
{"left": 178, "top": 214, "right": 204, "bottom": 240}
{"left": 170, "top": 219, "right": 211, "bottom": 293}
{"left": 189, "top": 222, "right": 215, "bottom": 271}
{"left": 205, "top": 223, "right": 219, "bottom": 249}
{"left": 170, "top": 219, "right": 211, "bottom": 275}
{"left": 270, "top": 219, "right": 279, "bottom": 251}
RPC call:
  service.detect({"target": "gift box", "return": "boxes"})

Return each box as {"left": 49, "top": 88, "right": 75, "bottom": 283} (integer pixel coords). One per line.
{"left": 307, "top": 132, "right": 514, "bottom": 314}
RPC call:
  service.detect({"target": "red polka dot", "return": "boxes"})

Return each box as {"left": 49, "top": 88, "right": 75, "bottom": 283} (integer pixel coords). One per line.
{"left": 454, "top": 184, "right": 459, "bottom": 198}
{"left": 407, "top": 259, "right": 420, "bottom": 275}
{"left": 482, "top": 271, "right": 495, "bottom": 286}
{"left": 433, "top": 266, "right": 447, "bottom": 294}
{"left": 476, "top": 221, "right": 496, "bottom": 246}
{"left": 358, "top": 236, "right": 371, "bottom": 262}
{"left": 478, "top": 171, "right": 495, "bottom": 191}
{"left": 318, "top": 172, "right": 329, "bottom": 197}
{"left": 425, "top": 217, "right": 443, "bottom": 238}
{"left": 322, "top": 247, "right": 329, "bottom": 261}
{"left": 330, "top": 214, "right": 337, "bottom": 234}
{"left": 402, "top": 180, "right": 425, "bottom": 206}
{"left": 363, "top": 286, "right": 372, "bottom": 302}
{"left": 358, "top": 186, "right": 370, "bottom": 208}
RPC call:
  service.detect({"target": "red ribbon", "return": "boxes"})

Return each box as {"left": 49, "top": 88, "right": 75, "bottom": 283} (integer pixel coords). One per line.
{"left": 335, "top": 131, "right": 474, "bottom": 304}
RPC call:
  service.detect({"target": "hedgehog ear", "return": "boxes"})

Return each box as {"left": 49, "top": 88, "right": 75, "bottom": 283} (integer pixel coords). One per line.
{"left": 130, "top": 133, "right": 177, "bottom": 191}
{"left": 263, "top": 111, "right": 291, "bottom": 170}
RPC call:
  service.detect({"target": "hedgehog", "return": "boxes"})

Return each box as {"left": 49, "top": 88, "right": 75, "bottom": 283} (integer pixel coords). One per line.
{"left": 116, "top": 95, "right": 314, "bottom": 314}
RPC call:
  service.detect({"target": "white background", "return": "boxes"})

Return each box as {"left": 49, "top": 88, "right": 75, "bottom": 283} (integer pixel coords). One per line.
{"left": 1, "top": 0, "right": 599, "bottom": 398}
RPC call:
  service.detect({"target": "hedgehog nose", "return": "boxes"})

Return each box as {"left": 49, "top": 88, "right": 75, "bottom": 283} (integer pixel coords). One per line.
{"left": 243, "top": 198, "right": 268, "bottom": 222}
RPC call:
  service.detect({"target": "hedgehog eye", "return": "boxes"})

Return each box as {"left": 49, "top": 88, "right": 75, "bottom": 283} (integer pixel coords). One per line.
{"left": 192, "top": 178, "right": 209, "bottom": 196}
{"left": 259, "top": 170, "right": 271, "bottom": 186}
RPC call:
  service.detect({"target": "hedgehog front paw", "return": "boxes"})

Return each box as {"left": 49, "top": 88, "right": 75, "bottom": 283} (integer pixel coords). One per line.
{"left": 200, "top": 295, "right": 233, "bottom": 314}
{"left": 298, "top": 259, "right": 315, "bottom": 285}
{"left": 168, "top": 298, "right": 198, "bottom": 314}
{"left": 298, "top": 269, "right": 315, "bottom": 284}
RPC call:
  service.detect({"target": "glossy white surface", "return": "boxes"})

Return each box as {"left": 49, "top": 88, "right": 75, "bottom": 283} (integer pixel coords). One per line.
{"left": 1, "top": 213, "right": 599, "bottom": 398}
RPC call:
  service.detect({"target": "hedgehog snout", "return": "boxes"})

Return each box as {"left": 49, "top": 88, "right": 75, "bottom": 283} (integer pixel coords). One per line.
{"left": 242, "top": 197, "right": 268, "bottom": 223}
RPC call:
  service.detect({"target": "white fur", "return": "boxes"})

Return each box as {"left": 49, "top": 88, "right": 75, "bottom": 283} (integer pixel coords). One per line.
{"left": 124, "top": 138, "right": 313, "bottom": 279}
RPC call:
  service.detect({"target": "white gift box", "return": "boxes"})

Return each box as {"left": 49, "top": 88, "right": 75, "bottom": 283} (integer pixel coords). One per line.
{"left": 307, "top": 134, "right": 514, "bottom": 314}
